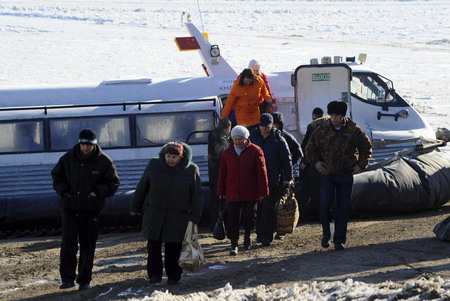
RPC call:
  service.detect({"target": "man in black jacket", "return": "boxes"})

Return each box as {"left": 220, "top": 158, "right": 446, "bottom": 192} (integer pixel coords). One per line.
{"left": 250, "top": 113, "right": 293, "bottom": 246}
{"left": 297, "top": 109, "right": 329, "bottom": 220}
{"left": 270, "top": 112, "right": 303, "bottom": 240}
{"left": 271, "top": 112, "right": 303, "bottom": 166}
{"left": 208, "top": 118, "right": 231, "bottom": 230}
{"left": 51, "top": 129, "right": 119, "bottom": 290}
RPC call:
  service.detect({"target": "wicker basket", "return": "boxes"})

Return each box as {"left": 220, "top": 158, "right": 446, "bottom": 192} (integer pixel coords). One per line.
{"left": 276, "top": 188, "right": 299, "bottom": 234}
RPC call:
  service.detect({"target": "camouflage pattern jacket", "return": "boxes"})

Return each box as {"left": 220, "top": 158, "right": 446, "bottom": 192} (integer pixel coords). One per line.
{"left": 300, "top": 116, "right": 330, "bottom": 167}
{"left": 305, "top": 117, "right": 372, "bottom": 175}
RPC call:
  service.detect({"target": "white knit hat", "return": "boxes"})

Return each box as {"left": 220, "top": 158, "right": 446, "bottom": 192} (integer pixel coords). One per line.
{"left": 248, "top": 59, "right": 261, "bottom": 70}
{"left": 231, "top": 125, "right": 250, "bottom": 138}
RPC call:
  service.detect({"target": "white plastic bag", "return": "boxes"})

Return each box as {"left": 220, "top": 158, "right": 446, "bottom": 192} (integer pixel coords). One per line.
{"left": 178, "top": 221, "right": 205, "bottom": 272}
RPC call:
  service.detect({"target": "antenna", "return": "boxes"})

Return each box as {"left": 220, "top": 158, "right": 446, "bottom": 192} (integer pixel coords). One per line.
{"left": 196, "top": 0, "right": 205, "bottom": 33}
{"left": 181, "top": 11, "right": 185, "bottom": 26}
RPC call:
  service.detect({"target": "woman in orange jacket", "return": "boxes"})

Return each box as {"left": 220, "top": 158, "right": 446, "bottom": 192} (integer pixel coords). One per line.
{"left": 221, "top": 68, "right": 273, "bottom": 128}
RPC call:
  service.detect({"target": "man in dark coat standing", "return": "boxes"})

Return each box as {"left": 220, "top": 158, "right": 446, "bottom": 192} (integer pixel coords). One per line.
{"left": 208, "top": 118, "right": 232, "bottom": 230}
{"left": 250, "top": 113, "right": 293, "bottom": 246}
{"left": 271, "top": 112, "right": 303, "bottom": 166}
{"left": 297, "top": 109, "right": 329, "bottom": 219}
{"left": 270, "top": 111, "right": 303, "bottom": 240}
{"left": 51, "top": 128, "right": 120, "bottom": 290}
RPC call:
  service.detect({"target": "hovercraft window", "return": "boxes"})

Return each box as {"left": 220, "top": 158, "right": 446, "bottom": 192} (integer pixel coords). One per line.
{"left": 351, "top": 74, "right": 387, "bottom": 103}
{"left": 0, "top": 121, "right": 44, "bottom": 153}
{"left": 136, "top": 111, "right": 214, "bottom": 146}
{"left": 50, "top": 116, "right": 130, "bottom": 151}
{"left": 351, "top": 73, "right": 406, "bottom": 106}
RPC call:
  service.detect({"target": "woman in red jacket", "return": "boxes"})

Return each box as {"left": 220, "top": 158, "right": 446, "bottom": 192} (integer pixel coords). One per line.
{"left": 217, "top": 125, "right": 269, "bottom": 255}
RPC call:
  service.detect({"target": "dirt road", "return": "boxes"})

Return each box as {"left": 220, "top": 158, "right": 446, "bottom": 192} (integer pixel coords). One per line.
{"left": 2, "top": 204, "right": 450, "bottom": 300}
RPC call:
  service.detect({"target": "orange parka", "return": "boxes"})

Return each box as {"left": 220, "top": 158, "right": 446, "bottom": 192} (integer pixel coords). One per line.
{"left": 221, "top": 75, "right": 271, "bottom": 127}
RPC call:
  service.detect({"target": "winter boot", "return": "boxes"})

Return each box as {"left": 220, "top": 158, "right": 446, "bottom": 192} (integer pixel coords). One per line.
{"left": 230, "top": 239, "right": 238, "bottom": 256}
{"left": 243, "top": 230, "right": 251, "bottom": 250}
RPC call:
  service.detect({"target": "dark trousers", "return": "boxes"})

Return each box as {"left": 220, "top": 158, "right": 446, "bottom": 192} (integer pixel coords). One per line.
{"left": 319, "top": 173, "right": 353, "bottom": 244}
{"left": 256, "top": 182, "right": 282, "bottom": 243}
{"left": 60, "top": 210, "right": 99, "bottom": 284}
{"left": 226, "top": 201, "right": 256, "bottom": 242}
{"left": 210, "top": 183, "right": 227, "bottom": 231}
{"left": 298, "top": 166, "right": 322, "bottom": 219}
{"left": 147, "top": 240, "right": 182, "bottom": 281}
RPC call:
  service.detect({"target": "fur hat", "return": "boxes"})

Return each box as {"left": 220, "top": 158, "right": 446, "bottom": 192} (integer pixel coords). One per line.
{"left": 231, "top": 125, "right": 250, "bottom": 139}
{"left": 327, "top": 101, "right": 347, "bottom": 116}
{"left": 259, "top": 113, "right": 274, "bottom": 126}
{"left": 79, "top": 128, "right": 97, "bottom": 145}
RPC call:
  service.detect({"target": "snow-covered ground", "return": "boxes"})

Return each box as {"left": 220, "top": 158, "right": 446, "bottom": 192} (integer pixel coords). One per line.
{"left": 137, "top": 277, "right": 450, "bottom": 300}
{"left": 1, "top": 0, "right": 450, "bottom": 299}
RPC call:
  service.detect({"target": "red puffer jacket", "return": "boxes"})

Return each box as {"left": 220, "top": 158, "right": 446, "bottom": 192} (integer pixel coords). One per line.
{"left": 217, "top": 140, "right": 269, "bottom": 202}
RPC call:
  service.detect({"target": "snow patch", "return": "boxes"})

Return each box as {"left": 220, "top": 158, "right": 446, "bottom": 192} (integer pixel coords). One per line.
{"left": 426, "top": 39, "right": 450, "bottom": 46}
{"left": 126, "top": 277, "right": 450, "bottom": 301}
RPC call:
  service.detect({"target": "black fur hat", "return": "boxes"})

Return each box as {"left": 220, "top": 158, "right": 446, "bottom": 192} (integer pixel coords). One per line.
{"left": 327, "top": 101, "right": 347, "bottom": 116}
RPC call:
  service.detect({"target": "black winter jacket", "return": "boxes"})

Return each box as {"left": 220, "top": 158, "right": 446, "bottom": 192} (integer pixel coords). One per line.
{"left": 281, "top": 130, "right": 303, "bottom": 165}
{"left": 250, "top": 128, "right": 293, "bottom": 183}
{"left": 51, "top": 144, "right": 120, "bottom": 213}
{"left": 207, "top": 128, "right": 230, "bottom": 185}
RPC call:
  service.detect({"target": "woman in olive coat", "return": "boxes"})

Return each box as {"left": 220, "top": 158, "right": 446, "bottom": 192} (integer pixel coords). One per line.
{"left": 130, "top": 142, "right": 203, "bottom": 285}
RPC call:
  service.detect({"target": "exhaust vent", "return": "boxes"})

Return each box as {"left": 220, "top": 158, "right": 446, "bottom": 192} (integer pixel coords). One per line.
{"left": 334, "top": 56, "right": 343, "bottom": 63}
{"left": 321, "top": 56, "right": 332, "bottom": 64}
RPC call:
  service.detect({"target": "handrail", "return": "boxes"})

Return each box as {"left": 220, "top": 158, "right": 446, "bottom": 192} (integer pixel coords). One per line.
{"left": 185, "top": 130, "right": 211, "bottom": 144}
{"left": 372, "top": 136, "right": 446, "bottom": 148}
{"left": 368, "top": 137, "right": 445, "bottom": 170}
{"left": 0, "top": 98, "right": 218, "bottom": 115}
{"left": 372, "top": 136, "right": 423, "bottom": 147}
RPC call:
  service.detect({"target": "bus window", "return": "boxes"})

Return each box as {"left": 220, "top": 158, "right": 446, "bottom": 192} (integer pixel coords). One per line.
{"left": 136, "top": 111, "right": 214, "bottom": 146}
{"left": 50, "top": 116, "right": 130, "bottom": 151}
{"left": 0, "top": 121, "right": 44, "bottom": 153}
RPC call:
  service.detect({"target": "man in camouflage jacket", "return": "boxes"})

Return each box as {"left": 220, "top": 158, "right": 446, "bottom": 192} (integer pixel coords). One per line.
{"left": 306, "top": 101, "right": 372, "bottom": 250}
